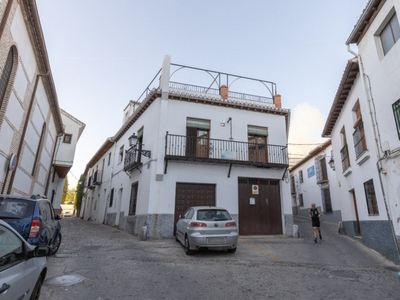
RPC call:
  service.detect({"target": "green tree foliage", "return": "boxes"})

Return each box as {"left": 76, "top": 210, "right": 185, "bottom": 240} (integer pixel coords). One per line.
{"left": 75, "top": 174, "right": 85, "bottom": 214}
{"left": 61, "top": 176, "right": 69, "bottom": 204}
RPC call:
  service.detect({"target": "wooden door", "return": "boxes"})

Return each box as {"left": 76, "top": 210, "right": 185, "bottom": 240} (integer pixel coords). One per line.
{"left": 238, "top": 178, "right": 282, "bottom": 235}
{"left": 174, "top": 183, "right": 216, "bottom": 234}
{"left": 248, "top": 136, "right": 268, "bottom": 163}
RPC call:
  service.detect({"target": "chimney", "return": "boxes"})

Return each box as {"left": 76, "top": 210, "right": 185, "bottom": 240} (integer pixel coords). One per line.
{"left": 273, "top": 94, "right": 281, "bottom": 109}
{"left": 220, "top": 85, "right": 228, "bottom": 100}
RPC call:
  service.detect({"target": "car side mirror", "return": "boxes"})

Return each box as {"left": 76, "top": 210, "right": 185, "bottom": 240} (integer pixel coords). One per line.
{"left": 55, "top": 214, "right": 62, "bottom": 220}
{"left": 28, "top": 245, "right": 50, "bottom": 258}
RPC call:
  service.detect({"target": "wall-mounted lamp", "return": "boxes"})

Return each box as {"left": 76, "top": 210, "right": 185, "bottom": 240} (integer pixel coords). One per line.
{"left": 128, "top": 133, "right": 151, "bottom": 158}
{"left": 328, "top": 157, "right": 335, "bottom": 170}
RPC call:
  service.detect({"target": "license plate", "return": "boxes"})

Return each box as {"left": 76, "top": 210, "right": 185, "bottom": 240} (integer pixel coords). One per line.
{"left": 207, "top": 237, "right": 226, "bottom": 244}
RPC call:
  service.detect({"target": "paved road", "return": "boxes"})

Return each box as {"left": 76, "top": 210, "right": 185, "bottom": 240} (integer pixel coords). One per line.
{"left": 40, "top": 216, "right": 400, "bottom": 300}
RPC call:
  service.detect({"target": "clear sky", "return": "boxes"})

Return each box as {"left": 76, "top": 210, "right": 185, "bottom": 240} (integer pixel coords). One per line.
{"left": 35, "top": 0, "right": 368, "bottom": 188}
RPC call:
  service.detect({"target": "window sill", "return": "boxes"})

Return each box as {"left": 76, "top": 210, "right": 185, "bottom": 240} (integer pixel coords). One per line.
{"left": 356, "top": 150, "right": 370, "bottom": 166}
{"left": 343, "top": 167, "right": 352, "bottom": 177}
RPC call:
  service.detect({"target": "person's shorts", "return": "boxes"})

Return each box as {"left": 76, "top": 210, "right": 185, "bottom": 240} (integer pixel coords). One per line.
{"left": 312, "top": 220, "right": 320, "bottom": 227}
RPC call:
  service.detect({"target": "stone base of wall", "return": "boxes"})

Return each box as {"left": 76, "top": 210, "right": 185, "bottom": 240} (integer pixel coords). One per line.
{"left": 342, "top": 220, "right": 399, "bottom": 264}
{"left": 107, "top": 212, "right": 295, "bottom": 239}
{"left": 285, "top": 214, "right": 293, "bottom": 236}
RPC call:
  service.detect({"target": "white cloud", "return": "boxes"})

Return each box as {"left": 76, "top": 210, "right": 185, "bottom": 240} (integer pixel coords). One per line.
{"left": 288, "top": 103, "right": 329, "bottom": 164}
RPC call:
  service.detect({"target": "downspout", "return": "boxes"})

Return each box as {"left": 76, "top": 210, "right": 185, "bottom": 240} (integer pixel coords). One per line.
{"left": 347, "top": 45, "right": 400, "bottom": 261}
{"left": 6, "top": 72, "right": 49, "bottom": 194}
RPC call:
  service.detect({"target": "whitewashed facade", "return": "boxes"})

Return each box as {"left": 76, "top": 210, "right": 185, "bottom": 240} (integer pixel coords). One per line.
{"left": 289, "top": 140, "right": 342, "bottom": 223}
{"left": 83, "top": 56, "right": 292, "bottom": 239}
{"left": 323, "top": 0, "right": 400, "bottom": 262}
{"left": 0, "top": 1, "right": 84, "bottom": 212}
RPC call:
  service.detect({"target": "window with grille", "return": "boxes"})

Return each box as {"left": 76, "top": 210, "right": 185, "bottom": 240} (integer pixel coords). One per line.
{"left": 0, "top": 48, "right": 15, "bottom": 108}
{"left": 393, "top": 98, "right": 400, "bottom": 139}
{"left": 119, "top": 145, "right": 124, "bottom": 163}
{"left": 352, "top": 101, "right": 367, "bottom": 158}
{"left": 299, "top": 170, "right": 303, "bottom": 183}
{"left": 340, "top": 127, "right": 350, "bottom": 171}
{"left": 109, "top": 188, "right": 114, "bottom": 207}
{"left": 364, "top": 179, "right": 379, "bottom": 215}
{"left": 315, "top": 156, "right": 328, "bottom": 184}
{"left": 298, "top": 194, "right": 304, "bottom": 207}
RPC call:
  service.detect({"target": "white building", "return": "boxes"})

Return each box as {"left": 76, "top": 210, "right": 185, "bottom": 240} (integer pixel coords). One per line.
{"left": 322, "top": 0, "right": 400, "bottom": 262}
{"left": 0, "top": 0, "right": 84, "bottom": 212}
{"left": 289, "top": 140, "right": 342, "bottom": 223}
{"left": 82, "top": 55, "right": 292, "bottom": 239}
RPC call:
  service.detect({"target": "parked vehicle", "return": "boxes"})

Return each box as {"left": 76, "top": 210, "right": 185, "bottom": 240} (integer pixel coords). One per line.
{"left": 0, "top": 219, "right": 49, "bottom": 299}
{"left": 0, "top": 194, "right": 62, "bottom": 255}
{"left": 176, "top": 206, "right": 238, "bottom": 255}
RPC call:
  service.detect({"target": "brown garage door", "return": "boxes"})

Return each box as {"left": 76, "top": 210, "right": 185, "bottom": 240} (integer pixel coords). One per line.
{"left": 174, "top": 183, "right": 216, "bottom": 234}
{"left": 238, "top": 178, "right": 282, "bottom": 235}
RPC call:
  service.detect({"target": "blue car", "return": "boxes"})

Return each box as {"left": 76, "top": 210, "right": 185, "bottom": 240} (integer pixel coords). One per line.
{"left": 0, "top": 194, "right": 62, "bottom": 255}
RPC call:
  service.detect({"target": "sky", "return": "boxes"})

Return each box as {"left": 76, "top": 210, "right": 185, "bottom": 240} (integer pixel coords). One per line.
{"left": 35, "top": 0, "right": 369, "bottom": 188}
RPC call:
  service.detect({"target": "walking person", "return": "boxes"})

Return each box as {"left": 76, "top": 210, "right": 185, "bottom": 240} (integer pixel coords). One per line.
{"left": 309, "top": 203, "right": 322, "bottom": 243}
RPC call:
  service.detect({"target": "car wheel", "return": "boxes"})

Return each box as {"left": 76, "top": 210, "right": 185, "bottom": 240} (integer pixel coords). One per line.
{"left": 50, "top": 232, "right": 62, "bottom": 255}
{"left": 185, "top": 236, "right": 193, "bottom": 255}
{"left": 30, "top": 275, "right": 44, "bottom": 300}
{"left": 227, "top": 248, "right": 237, "bottom": 254}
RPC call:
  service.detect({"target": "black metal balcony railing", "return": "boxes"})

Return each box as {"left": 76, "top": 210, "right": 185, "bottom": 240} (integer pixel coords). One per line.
{"left": 93, "top": 170, "right": 103, "bottom": 185}
{"left": 353, "top": 122, "right": 367, "bottom": 158}
{"left": 124, "top": 146, "right": 141, "bottom": 172}
{"left": 87, "top": 176, "right": 94, "bottom": 189}
{"left": 165, "top": 134, "right": 288, "bottom": 170}
{"left": 340, "top": 144, "right": 351, "bottom": 172}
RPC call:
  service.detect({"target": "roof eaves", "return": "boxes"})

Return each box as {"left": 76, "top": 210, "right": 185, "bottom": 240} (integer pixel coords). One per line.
{"left": 322, "top": 61, "right": 359, "bottom": 137}
{"left": 290, "top": 139, "right": 332, "bottom": 172}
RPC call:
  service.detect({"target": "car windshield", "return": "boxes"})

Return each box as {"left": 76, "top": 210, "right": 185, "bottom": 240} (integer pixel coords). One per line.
{"left": 197, "top": 209, "right": 232, "bottom": 221}
{"left": 0, "top": 199, "right": 35, "bottom": 219}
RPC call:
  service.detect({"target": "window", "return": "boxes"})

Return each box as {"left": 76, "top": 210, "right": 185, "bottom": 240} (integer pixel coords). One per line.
{"left": 63, "top": 134, "right": 72, "bottom": 144}
{"left": 32, "top": 123, "right": 46, "bottom": 175}
{"left": 248, "top": 125, "right": 268, "bottom": 163}
{"left": 186, "top": 118, "right": 211, "bottom": 158}
{"left": 380, "top": 12, "right": 400, "bottom": 55}
{"left": 0, "top": 47, "right": 16, "bottom": 109}
{"left": 393, "top": 98, "right": 400, "bottom": 139}
{"left": 352, "top": 101, "right": 367, "bottom": 158}
{"left": 340, "top": 127, "right": 350, "bottom": 171}
{"left": 290, "top": 176, "right": 296, "bottom": 194}
{"left": 364, "top": 179, "right": 379, "bottom": 215}
{"left": 129, "top": 182, "right": 139, "bottom": 216}
{"left": 298, "top": 194, "right": 304, "bottom": 207}
{"left": 108, "top": 152, "right": 111, "bottom": 166}
{"left": 109, "top": 188, "right": 114, "bottom": 207}
{"left": 315, "top": 156, "right": 328, "bottom": 184}
{"left": 299, "top": 170, "right": 303, "bottom": 183}
{"left": 0, "top": 225, "right": 24, "bottom": 272}
{"left": 119, "top": 146, "right": 124, "bottom": 163}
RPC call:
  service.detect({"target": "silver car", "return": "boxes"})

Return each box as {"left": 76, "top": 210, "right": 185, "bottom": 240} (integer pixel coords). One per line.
{"left": 176, "top": 206, "right": 238, "bottom": 255}
{"left": 0, "top": 219, "right": 49, "bottom": 300}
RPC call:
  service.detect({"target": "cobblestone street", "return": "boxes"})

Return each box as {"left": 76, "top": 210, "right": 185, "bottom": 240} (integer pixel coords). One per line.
{"left": 41, "top": 217, "right": 400, "bottom": 300}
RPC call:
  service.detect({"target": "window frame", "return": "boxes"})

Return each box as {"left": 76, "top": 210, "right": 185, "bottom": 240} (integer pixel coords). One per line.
{"left": 63, "top": 134, "right": 72, "bottom": 144}
{"left": 364, "top": 179, "right": 379, "bottom": 215}
{"left": 129, "top": 182, "right": 139, "bottom": 216}
{"left": 378, "top": 11, "right": 400, "bottom": 55}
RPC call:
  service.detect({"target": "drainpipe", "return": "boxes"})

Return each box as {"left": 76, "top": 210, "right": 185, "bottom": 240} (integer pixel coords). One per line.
{"left": 347, "top": 45, "right": 400, "bottom": 261}
{"left": 6, "top": 72, "right": 49, "bottom": 194}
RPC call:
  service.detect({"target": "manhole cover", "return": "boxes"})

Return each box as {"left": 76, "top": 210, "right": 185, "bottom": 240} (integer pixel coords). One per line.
{"left": 330, "top": 270, "right": 359, "bottom": 279}
{"left": 44, "top": 274, "right": 85, "bottom": 287}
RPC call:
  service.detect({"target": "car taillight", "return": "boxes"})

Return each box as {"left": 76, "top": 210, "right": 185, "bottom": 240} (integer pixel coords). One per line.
{"left": 190, "top": 222, "right": 207, "bottom": 227}
{"left": 29, "top": 219, "right": 40, "bottom": 238}
{"left": 225, "top": 222, "right": 236, "bottom": 227}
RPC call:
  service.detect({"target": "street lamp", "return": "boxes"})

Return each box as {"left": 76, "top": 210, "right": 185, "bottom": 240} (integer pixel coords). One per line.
{"left": 328, "top": 157, "right": 335, "bottom": 170}
{"left": 128, "top": 133, "right": 151, "bottom": 158}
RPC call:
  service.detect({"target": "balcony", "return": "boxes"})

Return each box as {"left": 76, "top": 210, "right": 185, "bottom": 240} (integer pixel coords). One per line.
{"left": 124, "top": 146, "right": 142, "bottom": 172}
{"left": 164, "top": 133, "right": 288, "bottom": 173}
{"left": 93, "top": 170, "right": 103, "bottom": 185}
{"left": 87, "top": 176, "right": 95, "bottom": 190}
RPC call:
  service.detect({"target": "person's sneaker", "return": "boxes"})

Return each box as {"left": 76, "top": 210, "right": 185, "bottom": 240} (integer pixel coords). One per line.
{"left": 314, "top": 238, "right": 317, "bottom": 243}
{"left": 319, "top": 234, "right": 322, "bottom": 240}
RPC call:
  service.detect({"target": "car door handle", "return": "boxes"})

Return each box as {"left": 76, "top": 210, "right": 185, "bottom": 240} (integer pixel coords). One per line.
{"left": 0, "top": 283, "right": 10, "bottom": 293}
